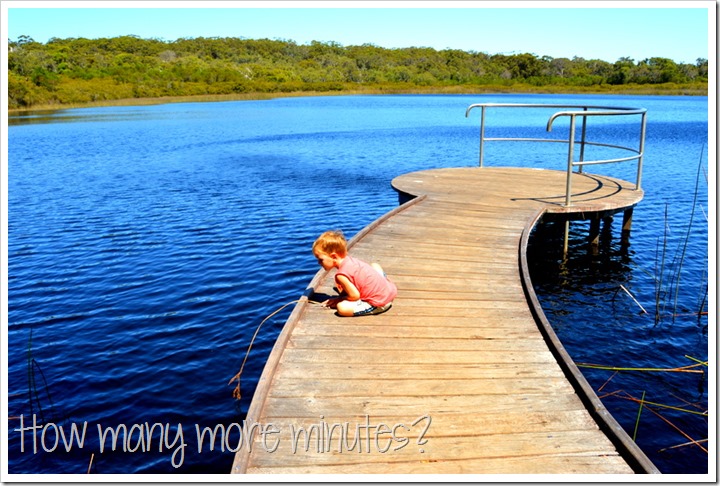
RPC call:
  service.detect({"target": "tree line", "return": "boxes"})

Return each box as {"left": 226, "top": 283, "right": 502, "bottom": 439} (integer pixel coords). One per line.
{"left": 8, "top": 35, "right": 709, "bottom": 109}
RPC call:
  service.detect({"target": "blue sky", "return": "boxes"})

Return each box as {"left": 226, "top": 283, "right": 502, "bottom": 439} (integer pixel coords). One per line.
{"left": 2, "top": 1, "right": 713, "bottom": 64}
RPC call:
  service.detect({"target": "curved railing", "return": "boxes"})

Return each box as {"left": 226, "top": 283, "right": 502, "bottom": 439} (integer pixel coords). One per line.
{"left": 465, "top": 103, "right": 647, "bottom": 207}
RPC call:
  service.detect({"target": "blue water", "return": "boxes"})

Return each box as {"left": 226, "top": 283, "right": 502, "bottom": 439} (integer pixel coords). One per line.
{"left": 7, "top": 94, "right": 709, "bottom": 475}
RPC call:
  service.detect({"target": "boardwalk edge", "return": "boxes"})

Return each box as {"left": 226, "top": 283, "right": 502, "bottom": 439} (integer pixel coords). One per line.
{"left": 518, "top": 208, "right": 661, "bottom": 474}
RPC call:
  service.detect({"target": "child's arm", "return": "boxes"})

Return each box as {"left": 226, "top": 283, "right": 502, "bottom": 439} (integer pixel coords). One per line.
{"left": 323, "top": 275, "right": 360, "bottom": 308}
{"left": 335, "top": 275, "right": 360, "bottom": 301}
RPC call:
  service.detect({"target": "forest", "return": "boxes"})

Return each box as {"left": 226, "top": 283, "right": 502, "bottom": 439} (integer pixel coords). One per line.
{"left": 7, "top": 35, "right": 709, "bottom": 110}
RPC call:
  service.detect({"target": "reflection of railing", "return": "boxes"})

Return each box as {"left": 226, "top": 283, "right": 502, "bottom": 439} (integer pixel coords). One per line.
{"left": 465, "top": 103, "right": 647, "bottom": 207}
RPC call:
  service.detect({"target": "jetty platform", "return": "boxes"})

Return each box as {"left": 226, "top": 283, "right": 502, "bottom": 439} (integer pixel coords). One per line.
{"left": 231, "top": 166, "right": 659, "bottom": 474}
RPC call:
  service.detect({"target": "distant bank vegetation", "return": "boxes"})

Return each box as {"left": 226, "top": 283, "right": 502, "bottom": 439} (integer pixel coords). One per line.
{"left": 8, "top": 35, "right": 709, "bottom": 110}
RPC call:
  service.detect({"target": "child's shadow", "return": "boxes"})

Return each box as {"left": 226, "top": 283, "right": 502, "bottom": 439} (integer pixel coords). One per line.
{"left": 308, "top": 290, "right": 336, "bottom": 304}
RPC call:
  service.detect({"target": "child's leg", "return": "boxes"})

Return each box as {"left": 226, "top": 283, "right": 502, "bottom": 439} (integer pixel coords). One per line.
{"left": 336, "top": 298, "right": 392, "bottom": 317}
{"left": 336, "top": 299, "right": 372, "bottom": 317}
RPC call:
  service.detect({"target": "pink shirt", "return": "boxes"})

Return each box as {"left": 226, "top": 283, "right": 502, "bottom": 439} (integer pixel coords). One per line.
{"left": 336, "top": 256, "right": 397, "bottom": 307}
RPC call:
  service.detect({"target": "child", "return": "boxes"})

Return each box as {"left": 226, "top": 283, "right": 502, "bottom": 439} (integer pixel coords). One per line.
{"left": 312, "top": 230, "right": 397, "bottom": 317}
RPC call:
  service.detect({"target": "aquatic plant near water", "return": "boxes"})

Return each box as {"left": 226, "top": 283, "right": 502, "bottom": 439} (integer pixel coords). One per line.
{"left": 228, "top": 299, "right": 322, "bottom": 401}
{"left": 649, "top": 149, "right": 708, "bottom": 325}
{"left": 667, "top": 147, "right": 706, "bottom": 320}
{"left": 586, "top": 356, "right": 708, "bottom": 456}
{"left": 26, "top": 327, "right": 59, "bottom": 424}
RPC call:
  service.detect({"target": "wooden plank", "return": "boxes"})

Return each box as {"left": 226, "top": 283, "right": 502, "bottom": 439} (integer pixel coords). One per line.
{"left": 246, "top": 455, "right": 633, "bottom": 474}
{"left": 358, "top": 233, "right": 521, "bottom": 255}
{"left": 245, "top": 409, "right": 602, "bottom": 441}
{"left": 274, "top": 362, "right": 568, "bottom": 380}
{"left": 333, "top": 256, "right": 519, "bottom": 274}
{"left": 278, "top": 348, "right": 558, "bottom": 365}
{"left": 287, "top": 335, "right": 549, "bottom": 352}
{"left": 391, "top": 274, "right": 524, "bottom": 291}
{"left": 387, "top": 205, "right": 533, "bottom": 223}
{"left": 382, "top": 218, "right": 527, "bottom": 236}
{"left": 261, "top": 392, "right": 588, "bottom": 417}
{"left": 241, "top": 430, "right": 626, "bottom": 468}
{"left": 392, "top": 288, "right": 526, "bottom": 302}
{"left": 295, "top": 311, "right": 538, "bottom": 328}
{"left": 268, "top": 376, "right": 576, "bottom": 397}
{"left": 291, "top": 323, "right": 542, "bottom": 338}
{"left": 301, "top": 309, "right": 537, "bottom": 324}
{"left": 389, "top": 299, "right": 531, "bottom": 309}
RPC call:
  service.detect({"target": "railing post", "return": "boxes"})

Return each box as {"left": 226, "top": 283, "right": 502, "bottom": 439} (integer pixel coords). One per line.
{"left": 636, "top": 112, "right": 647, "bottom": 190}
{"left": 565, "top": 115, "right": 577, "bottom": 207}
{"left": 562, "top": 115, "right": 577, "bottom": 259}
{"left": 479, "top": 107, "right": 486, "bottom": 167}
{"left": 578, "top": 107, "right": 588, "bottom": 173}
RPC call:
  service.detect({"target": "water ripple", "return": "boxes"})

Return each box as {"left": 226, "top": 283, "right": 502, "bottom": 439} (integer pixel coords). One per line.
{"left": 7, "top": 94, "right": 708, "bottom": 475}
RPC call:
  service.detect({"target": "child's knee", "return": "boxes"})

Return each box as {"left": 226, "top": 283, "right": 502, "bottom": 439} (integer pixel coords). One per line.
{"left": 335, "top": 300, "right": 355, "bottom": 317}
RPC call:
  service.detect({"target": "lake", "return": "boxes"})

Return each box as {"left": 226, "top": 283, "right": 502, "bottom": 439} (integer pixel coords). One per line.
{"left": 7, "top": 93, "right": 710, "bottom": 475}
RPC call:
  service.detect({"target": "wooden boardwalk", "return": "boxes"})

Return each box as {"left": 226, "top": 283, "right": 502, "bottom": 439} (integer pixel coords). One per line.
{"left": 232, "top": 167, "right": 659, "bottom": 475}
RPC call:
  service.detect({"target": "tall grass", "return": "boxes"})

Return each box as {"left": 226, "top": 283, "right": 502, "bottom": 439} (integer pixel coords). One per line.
{"left": 651, "top": 149, "right": 708, "bottom": 324}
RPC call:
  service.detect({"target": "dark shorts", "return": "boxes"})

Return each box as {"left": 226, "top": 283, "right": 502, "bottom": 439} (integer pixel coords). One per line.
{"left": 348, "top": 300, "right": 393, "bottom": 316}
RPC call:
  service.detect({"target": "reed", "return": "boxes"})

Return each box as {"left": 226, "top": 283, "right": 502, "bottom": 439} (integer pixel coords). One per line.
{"left": 575, "top": 362, "right": 705, "bottom": 374}
{"left": 695, "top": 271, "right": 709, "bottom": 321}
{"left": 597, "top": 370, "right": 619, "bottom": 393}
{"left": 696, "top": 161, "right": 710, "bottom": 319}
{"left": 26, "top": 327, "right": 58, "bottom": 424}
{"left": 598, "top": 389, "right": 707, "bottom": 417}
{"left": 643, "top": 406, "right": 708, "bottom": 454}
{"left": 228, "top": 299, "right": 321, "bottom": 401}
{"left": 628, "top": 395, "right": 708, "bottom": 453}
{"left": 684, "top": 355, "right": 708, "bottom": 366}
{"left": 670, "top": 390, "right": 708, "bottom": 413}
{"left": 658, "top": 439, "right": 708, "bottom": 453}
{"left": 632, "top": 390, "right": 646, "bottom": 441}
{"left": 628, "top": 398, "right": 707, "bottom": 417}
{"left": 617, "top": 284, "right": 648, "bottom": 314}
{"left": 598, "top": 388, "right": 708, "bottom": 456}
{"left": 648, "top": 149, "right": 708, "bottom": 324}
{"left": 652, "top": 204, "right": 669, "bottom": 323}
{"left": 593, "top": 369, "right": 708, "bottom": 463}
{"left": 668, "top": 146, "right": 706, "bottom": 318}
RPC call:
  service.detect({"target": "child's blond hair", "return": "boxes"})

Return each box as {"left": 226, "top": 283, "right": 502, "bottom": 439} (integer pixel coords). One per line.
{"left": 312, "top": 230, "right": 348, "bottom": 256}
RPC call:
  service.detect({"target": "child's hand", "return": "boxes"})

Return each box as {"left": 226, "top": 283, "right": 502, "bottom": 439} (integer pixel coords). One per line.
{"left": 323, "top": 297, "right": 340, "bottom": 309}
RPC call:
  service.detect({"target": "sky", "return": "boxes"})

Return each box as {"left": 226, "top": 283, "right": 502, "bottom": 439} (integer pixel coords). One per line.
{"left": 2, "top": 1, "right": 713, "bottom": 65}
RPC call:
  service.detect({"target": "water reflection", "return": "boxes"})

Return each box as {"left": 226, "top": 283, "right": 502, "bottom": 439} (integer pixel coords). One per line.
{"left": 8, "top": 109, "right": 71, "bottom": 126}
{"left": 8, "top": 106, "right": 183, "bottom": 126}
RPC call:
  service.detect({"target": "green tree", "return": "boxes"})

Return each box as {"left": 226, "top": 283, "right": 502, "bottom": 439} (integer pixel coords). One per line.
{"left": 608, "top": 57, "right": 635, "bottom": 85}
{"left": 7, "top": 35, "right": 708, "bottom": 110}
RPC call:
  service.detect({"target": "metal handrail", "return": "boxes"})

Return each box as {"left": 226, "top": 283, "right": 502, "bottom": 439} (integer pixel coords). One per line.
{"left": 465, "top": 103, "right": 647, "bottom": 206}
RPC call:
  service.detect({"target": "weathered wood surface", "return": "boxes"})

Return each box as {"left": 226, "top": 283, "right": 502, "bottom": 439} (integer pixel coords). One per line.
{"left": 232, "top": 167, "right": 653, "bottom": 474}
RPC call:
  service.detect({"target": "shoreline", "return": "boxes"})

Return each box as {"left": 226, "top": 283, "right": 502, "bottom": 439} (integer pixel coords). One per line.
{"left": 7, "top": 84, "right": 707, "bottom": 114}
